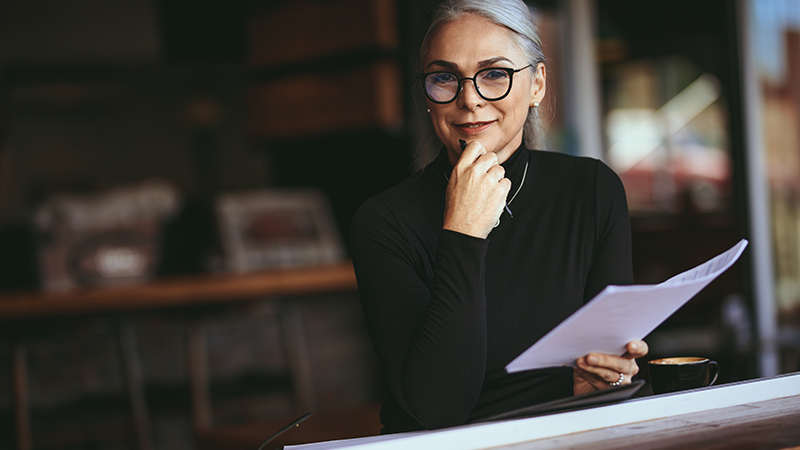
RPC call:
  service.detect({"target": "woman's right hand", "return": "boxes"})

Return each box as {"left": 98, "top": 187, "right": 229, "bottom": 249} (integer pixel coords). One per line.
{"left": 443, "top": 141, "right": 511, "bottom": 239}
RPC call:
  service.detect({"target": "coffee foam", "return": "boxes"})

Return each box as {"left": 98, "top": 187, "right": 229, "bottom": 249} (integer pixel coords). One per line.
{"left": 650, "top": 357, "right": 707, "bottom": 365}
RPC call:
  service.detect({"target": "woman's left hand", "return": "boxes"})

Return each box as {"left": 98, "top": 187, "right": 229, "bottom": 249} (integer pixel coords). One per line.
{"left": 573, "top": 340, "right": 649, "bottom": 395}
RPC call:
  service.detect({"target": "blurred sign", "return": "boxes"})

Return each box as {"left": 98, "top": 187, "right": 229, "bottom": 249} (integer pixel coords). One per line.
{"left": 34, "top": 180, "right": 180, "bottom": 291}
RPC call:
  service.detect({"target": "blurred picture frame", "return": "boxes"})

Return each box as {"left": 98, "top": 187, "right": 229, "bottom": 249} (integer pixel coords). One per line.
{"left": 216, "top": 189, "right": 345, "bottom": 273}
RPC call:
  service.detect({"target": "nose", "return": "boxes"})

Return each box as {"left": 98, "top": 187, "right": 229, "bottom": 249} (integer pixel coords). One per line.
{"left": 456, "top": 78, "right": 484, "bottom": 110}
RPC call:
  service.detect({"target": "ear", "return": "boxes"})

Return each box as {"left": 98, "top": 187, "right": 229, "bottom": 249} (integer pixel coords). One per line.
{"left": 530, "top": 63, "right": 547, "bottom": 107}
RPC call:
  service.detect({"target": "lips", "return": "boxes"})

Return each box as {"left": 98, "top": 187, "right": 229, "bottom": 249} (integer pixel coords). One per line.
{"left": 454, "top": 121, "right": 494, "bottom": 135}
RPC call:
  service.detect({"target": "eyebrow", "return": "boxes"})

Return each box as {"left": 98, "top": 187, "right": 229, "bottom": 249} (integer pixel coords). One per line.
{"left": 427, "top": 57, "right": 515, "bottom": 70}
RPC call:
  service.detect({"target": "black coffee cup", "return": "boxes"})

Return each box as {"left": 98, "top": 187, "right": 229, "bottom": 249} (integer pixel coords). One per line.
{"left": 647, "top": 357, "right": 719, "bottom": 394}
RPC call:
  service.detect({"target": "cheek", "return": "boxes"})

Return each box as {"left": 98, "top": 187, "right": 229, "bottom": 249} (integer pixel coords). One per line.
{"left": 507, "top": 80, "right": 534, "bottom": 121}
{"left": 429, "top": 109, "right": 449, "bottom": 135}
{"left": 504, "top": 96, "right": 531, "bottom": 128}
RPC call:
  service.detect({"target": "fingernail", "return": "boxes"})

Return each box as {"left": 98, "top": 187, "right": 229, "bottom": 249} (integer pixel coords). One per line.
{"left": 630, "top": 343, "right": 638, "bottom": 351}
{"left": 587, "top": 355, "right": 597, "bottom": 364}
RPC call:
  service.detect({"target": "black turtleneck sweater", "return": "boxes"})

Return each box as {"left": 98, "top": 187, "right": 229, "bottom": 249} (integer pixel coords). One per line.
{"left": 349, "top": 146, "right": 632, "bottom": 433}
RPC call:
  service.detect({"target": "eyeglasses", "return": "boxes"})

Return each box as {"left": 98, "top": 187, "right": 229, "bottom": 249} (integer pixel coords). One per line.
{"left": 419, "top": 65, "right": 532, "bottom": 104}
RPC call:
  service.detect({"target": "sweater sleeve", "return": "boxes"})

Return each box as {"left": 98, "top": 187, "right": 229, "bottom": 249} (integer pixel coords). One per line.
{"left": 350, "top": 200, "right": 489, "bottom": 429}
{"left": 584, "top": 161, "right": 634, "bottom": 302}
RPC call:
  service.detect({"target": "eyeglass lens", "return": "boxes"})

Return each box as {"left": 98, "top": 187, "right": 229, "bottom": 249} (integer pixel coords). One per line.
{"left": 424, "top": 68, "right": 513, "bottom": 103}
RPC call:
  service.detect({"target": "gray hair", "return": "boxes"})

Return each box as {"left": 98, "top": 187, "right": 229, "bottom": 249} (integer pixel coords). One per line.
{"left": 413, "top": 0, "right": 547, "bottom": 171}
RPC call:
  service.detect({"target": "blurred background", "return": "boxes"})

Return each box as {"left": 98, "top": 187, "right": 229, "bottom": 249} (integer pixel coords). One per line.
{"left": 0, "top": 0, "right": 799, "bottom": 449}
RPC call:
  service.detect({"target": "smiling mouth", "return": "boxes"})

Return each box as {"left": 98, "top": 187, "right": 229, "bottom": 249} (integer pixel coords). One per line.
{"left": 455, "top": 121, "right": 494, "bottom": 134}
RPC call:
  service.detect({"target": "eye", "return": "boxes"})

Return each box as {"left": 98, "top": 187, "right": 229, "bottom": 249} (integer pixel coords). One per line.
{"left": 429, "top": 72, "right": 457, "bottom": 84}
{"left": 479, "top": 69, "right": 510, "bottom": 81}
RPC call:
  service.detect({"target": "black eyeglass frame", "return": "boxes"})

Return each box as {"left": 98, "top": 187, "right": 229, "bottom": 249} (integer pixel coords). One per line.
{"left": 418, "top": 64, "right": 533, "bottom": 104}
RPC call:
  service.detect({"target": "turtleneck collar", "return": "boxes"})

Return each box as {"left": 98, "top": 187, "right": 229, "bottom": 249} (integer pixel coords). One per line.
{"left": 433, "top": 142, "right": 530, "bottom": 195}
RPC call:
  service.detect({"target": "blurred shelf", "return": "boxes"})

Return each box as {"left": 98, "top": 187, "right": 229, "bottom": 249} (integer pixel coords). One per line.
{"left": 247, "top": 0, "right": 398, "bottom": 67}
{"left": 0, "top": 261, "right": 357, "bottom": 319}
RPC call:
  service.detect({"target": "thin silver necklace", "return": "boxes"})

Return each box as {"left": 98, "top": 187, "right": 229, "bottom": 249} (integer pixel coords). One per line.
{"left": 444, "top": 160, "right": 529, "bottom": 228}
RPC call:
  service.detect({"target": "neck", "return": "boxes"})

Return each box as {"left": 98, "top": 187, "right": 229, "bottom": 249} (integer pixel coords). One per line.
{"left": 494, "top": 136, "right": 525, "bottom": 165}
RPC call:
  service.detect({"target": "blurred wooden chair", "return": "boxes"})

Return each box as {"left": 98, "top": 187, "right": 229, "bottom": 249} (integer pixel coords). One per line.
{"left": 189, "top": 300, "right": 382, "bottom": 450}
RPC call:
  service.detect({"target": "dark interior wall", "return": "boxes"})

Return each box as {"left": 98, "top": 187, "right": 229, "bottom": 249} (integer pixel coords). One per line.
{"left": 0, "top": 67, "right": 264, "bottom": 208}
{"left": 0, "top": 0, "right": 267, "bottom": 216}
{"left": 157, "top": 0, "right": 248, "bottom": 63}
{"left": 0, "top": 0, "right": 161, "bottom": 64}
{"left": 0, "top": 0, "right": 424, "bottom": 281}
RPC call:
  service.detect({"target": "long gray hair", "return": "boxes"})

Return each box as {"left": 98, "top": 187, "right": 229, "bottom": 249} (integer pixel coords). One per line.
{"left": 413, "top": 0, "right": 547, "bottom": 171}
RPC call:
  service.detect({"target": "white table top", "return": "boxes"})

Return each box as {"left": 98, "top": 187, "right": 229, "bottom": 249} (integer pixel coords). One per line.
{"left": 287, "top": 372, "right": 800, "bottom": 450}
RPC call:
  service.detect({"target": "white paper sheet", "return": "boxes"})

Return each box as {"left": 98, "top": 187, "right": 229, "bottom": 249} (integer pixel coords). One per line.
{"left": 505, "top": 239, "right": 748, "bottom": 373}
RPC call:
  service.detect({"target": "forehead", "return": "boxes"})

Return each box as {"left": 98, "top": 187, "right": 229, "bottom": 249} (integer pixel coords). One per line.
{"left": 424, "top": 13, "right": 523, "bottom": 69}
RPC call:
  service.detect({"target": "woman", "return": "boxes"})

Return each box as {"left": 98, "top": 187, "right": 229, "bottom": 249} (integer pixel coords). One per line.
{"left": 350, "top": 0, "right": 647, "bottom": 433}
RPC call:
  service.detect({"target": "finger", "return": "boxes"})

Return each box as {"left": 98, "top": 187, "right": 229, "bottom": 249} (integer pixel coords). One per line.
{"left": 486, "top": 164, "right": 506, "bottom": 182}
{"left": 577, "top": 353, "right": 638, "bottom": 379}
{"left": 498, "top": 177, "right": 512, "bottom": 191}
{"left": 454, "top": 152, "right": 499, "bottom": 184}
{"left": 575, "top": 366, "right": 622, "bottom": 390}
{"left": 575, "top": 365, "right": 630, "bottom": 389}
{"left": 472, "top": 150, "right": 499, "bottom": 172}
{"left": 622, "top": 340, "right": 649, "bottom": 359}
{"left": 575, "top": 366, "right": 612, "bottom": 390}
{"left": 455, "top": 141, "right": 486, "bottom": 166}
{"left": 579, "top": 353, "right": 635, "bottom": 373}
{"left": 576, "top": 363, "right": 629, "bottom": 384}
